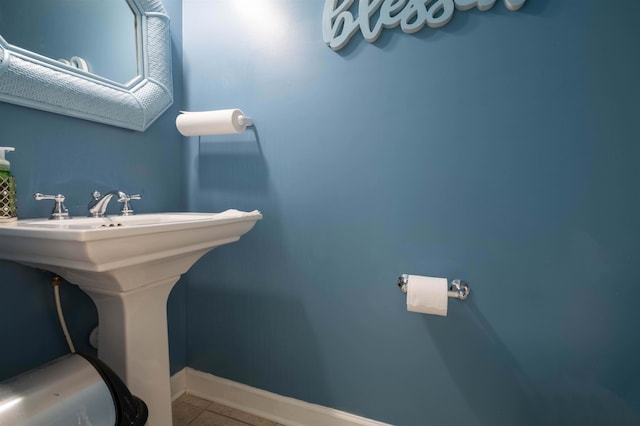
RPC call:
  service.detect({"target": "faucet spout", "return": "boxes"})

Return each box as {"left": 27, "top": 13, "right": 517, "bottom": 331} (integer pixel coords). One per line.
{"left": 88, "top": 190, "right": 125, "bottom": 217}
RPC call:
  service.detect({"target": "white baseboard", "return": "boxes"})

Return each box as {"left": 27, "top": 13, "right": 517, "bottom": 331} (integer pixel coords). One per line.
{"left": 170, "top": 368, "right": 187, "bottom": 401}
{"left": 170, "top": 367, "right": 391, "bottom": 426}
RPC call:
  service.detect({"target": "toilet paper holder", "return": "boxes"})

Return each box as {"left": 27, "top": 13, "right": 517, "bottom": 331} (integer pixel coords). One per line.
{"left": 397, "top": 274, "right": 471, "bottom": 300}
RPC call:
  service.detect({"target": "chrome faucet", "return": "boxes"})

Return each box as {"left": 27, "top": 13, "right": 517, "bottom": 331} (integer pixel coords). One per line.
{"left": 88, "top": 190, "right": 125, "bottom": 217}
{"left": 89, "top": 190, "right": 142, "bottom": 217}
{"left": 33, "top": 193, "right": 71, "bottom": 220}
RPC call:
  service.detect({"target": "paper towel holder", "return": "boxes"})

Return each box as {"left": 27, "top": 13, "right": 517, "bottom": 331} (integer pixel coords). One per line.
{"left": 176, "top": 109, "right": 253, "bottom": 137}
{"left": 397, "top": 274, "right": 470, "bottom": 300}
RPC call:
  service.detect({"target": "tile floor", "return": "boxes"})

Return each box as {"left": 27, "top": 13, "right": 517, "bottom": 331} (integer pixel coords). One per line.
{"left": 172, "top": 393, "right": 284, "bottom": 426}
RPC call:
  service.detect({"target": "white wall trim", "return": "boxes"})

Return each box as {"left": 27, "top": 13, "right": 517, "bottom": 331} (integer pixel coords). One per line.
{"left": 170, "top": 368, "right": 187, "bottom": 401}
{"left": 170, "top": 367, "right": 391, "bottom": 426}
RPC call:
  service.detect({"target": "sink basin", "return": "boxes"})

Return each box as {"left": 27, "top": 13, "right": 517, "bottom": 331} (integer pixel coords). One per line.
{"left": 0, "top": 209, "right": 262, "bottom": 426}
{"left": 0, "top": 210, "right": 262, "bottom": 292}
{"left": 5, "top": 210, "right": 255, "bottom": 229}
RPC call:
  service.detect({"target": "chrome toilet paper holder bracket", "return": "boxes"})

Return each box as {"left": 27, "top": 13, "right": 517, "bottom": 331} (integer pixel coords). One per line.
{"left": 397, "top": 274, "right": 471, "bottom": 300}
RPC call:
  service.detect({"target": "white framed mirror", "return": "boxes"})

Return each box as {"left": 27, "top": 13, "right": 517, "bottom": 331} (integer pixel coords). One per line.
{"left": 0, "top": 0, "right": 173, "bottom": 131}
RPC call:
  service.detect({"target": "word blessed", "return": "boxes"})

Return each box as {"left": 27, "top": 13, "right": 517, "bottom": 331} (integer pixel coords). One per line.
{"left": 323, "top": 0, "right": 527, "bottom": 50}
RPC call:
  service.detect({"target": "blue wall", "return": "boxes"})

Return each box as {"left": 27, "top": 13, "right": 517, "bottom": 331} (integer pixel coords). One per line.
{"left": 182, "top": 1, "right": 640, "bottom": 425}
{"left": 1, "top": 1, "right": 639, "bottom": 425}
{"left": 0, "top": 0, "right": 186, "bottom": 379}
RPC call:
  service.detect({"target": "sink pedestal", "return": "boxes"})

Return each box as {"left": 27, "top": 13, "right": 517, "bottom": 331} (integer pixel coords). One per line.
{"left": 81, "top": 277, "right": 178, "bottom": 426}
{"left": 55, "top": 247, "right": 218, "bottom": 426}
{"left": 0, "top": 210, "right": 262, "bottom": 426}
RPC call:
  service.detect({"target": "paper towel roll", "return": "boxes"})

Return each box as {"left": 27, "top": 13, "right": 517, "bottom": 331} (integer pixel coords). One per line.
{"left": 176, "top": 109, "right": 249, "bottom": 136}
{"left": 406, "top": 275, "right": 448, "bottom": 316}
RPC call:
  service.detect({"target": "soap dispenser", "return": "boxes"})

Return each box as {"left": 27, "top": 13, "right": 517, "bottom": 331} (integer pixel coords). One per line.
{"left": 0, "top": 147, "right": 17, "bottom": 222}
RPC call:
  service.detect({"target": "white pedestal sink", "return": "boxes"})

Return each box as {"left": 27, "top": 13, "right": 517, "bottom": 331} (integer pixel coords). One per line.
{"left": 0, "top": 210, "right": 262, "bottom": 426}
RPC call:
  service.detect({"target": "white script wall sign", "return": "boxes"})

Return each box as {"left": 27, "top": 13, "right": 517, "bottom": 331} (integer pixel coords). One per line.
{"left": 323, "top": 0, "right": 527, "bottom": 51}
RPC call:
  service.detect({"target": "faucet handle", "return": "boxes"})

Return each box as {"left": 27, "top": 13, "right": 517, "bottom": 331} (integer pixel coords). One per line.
{"left": 34, "top": 193, "right": 71, "bottom": 220}
{"left": 117, "top": 193, "right": 141, "bottom": 216}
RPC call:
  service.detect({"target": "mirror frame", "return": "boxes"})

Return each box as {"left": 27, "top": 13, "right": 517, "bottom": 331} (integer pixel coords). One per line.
{"left": 0, "top": 0, "right": 173, "bottom": 131}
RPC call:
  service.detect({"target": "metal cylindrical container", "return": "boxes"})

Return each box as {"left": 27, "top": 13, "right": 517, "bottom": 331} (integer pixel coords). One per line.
{"left": 0, "top": 353, "right": 147, "bottom": 426}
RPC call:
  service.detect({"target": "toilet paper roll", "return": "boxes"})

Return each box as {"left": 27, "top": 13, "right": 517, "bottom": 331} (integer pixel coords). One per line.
{"left": 176, "top": 109, "right": 248, "bottom": 136}
{"left": 406, "top": 275, "right": 448, "bottom": 316}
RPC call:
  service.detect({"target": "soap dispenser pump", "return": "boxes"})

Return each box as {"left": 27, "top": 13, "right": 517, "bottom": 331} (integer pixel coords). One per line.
{"left": 0, "top": 147, "right": 17, "bottom": 222}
